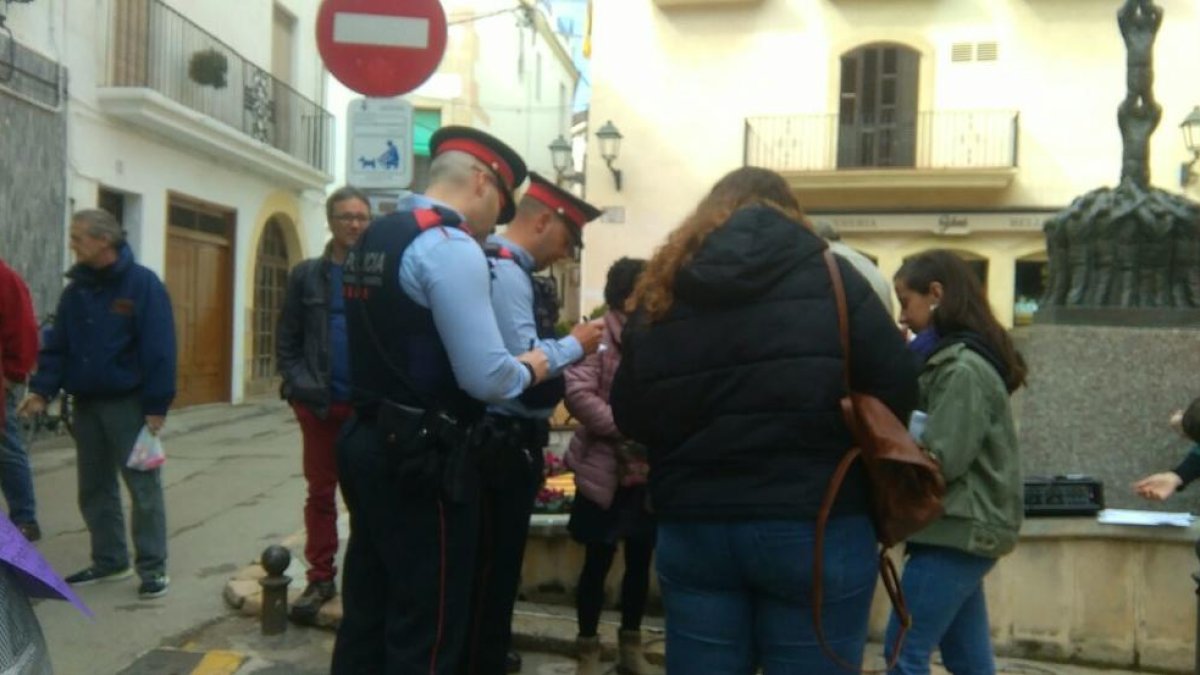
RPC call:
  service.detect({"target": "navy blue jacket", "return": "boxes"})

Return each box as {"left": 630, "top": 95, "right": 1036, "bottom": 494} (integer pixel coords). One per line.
{"left": 30, "top": 244, "right": 177, "bottom": 415}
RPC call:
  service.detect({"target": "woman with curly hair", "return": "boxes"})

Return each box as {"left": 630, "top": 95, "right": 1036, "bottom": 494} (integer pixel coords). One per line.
{"left": 611, "top": 166, "right": 919, "bottom": 673}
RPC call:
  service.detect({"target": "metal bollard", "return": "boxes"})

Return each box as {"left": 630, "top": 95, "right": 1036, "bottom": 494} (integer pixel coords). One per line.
{"left": 259, "top": 544, "right": 292, "bottom": 636}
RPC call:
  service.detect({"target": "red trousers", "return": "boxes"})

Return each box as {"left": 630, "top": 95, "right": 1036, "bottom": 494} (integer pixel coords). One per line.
{"left": 292, "top": 402, "right": 353, "bottom": 584}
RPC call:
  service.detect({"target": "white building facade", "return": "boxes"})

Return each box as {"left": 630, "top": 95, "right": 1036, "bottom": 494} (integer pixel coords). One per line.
{"left": 3, "top": 0, "right": 334, "bottom": 406}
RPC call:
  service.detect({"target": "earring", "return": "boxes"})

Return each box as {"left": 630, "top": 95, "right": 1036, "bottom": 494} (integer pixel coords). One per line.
{"left": 929, "top": 303, "right": 939, "bottom": 312}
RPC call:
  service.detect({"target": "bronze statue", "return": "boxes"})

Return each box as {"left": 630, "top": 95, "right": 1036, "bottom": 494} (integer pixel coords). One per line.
{"left": 1040, "top": 0, "right": 1200, "bottom": 312}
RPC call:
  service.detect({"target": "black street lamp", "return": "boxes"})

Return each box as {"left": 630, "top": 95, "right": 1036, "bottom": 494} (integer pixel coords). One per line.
{"left": 595, "top": 120, "right": 623, "bottom": 191}
{"left": 548, "top": 134, "right": 573, "bottom": 185}
{"left": 1180, "top": 106, "right": 1200, "bottom": 187}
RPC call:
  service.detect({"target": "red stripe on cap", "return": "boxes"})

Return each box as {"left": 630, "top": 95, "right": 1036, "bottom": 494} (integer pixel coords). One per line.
{"left": 525, "top": 182, "right": 586, "bottom": 228}
{"left": 436, "top": 138, "right": 515, "bottom": 189}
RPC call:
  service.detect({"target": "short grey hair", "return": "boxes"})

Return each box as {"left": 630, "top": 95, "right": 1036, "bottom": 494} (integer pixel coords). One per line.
{"left": 73, "top": 208, "right": 124, "bottom": 246}
{"left": 429, "top": 150, "right": 485, "bottom": 189}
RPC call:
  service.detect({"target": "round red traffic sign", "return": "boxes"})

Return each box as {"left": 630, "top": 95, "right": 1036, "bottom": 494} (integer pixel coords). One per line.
{"left": 316, "top": 0, "right": 448, "bottom": 98}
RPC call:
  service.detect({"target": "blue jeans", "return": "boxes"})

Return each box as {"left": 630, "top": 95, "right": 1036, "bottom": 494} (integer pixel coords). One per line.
{"left": 885, "top": 543, "right": 997, "bottom": 675}
{"left": 656, "top": 516, "right": 877, "bottom": 675}
{"left": 0, "top": 385, "right": 37, "bottom": 525}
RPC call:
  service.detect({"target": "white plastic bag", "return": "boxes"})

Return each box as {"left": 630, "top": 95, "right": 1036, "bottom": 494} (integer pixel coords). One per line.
{"left": 126, "top": 425, "right": 165, "bottom": 471}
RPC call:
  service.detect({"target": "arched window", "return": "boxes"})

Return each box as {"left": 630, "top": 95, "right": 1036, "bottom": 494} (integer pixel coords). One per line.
{"left": 838, "top": 43, "right": 920, "bottom": 168}
{"left": 252, "top": 219, "right": 290, "bottom": 383}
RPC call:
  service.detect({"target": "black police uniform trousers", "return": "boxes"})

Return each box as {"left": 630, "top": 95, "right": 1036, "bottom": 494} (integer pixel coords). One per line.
{"left": 332, "top": 415, "right": 481, "bottom": 675}
{"left": 460, "top": 415, "right": 547, "bottom": 675}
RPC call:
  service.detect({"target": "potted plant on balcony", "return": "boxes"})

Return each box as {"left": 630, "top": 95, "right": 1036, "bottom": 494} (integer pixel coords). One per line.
{"left": 188, "top": 48, "right": 228, "bottom": 89}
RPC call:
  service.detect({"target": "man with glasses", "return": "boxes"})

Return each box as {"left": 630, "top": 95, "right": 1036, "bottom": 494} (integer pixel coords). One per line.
{"left": 333, "top": 127, "right": 551, "bottom": 674}
{"left": 464, "top": 173, "right": 605, "bottom": 674}
{"left": 276, "top": 185, "right": 371, "bottom": 624}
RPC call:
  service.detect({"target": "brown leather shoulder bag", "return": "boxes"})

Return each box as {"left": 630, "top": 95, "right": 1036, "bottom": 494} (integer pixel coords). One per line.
{"left": 814, "top": 248, "right": 946, "bottom": 672}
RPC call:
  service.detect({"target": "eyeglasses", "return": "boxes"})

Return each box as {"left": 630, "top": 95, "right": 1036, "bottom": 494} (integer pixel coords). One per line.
{"left": 332, "top": 213, "right": 370, "bottom": 224}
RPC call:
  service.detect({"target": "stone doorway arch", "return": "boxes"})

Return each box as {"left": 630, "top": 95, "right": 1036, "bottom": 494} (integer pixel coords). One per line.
{"left": 247, "top": 215, "right": 296, "bottom": 396}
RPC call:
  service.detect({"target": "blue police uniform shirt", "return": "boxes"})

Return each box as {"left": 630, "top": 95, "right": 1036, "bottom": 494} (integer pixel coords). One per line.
{"left": 486, "top": 234, "right": 583, "bottom": 419}
{"left": 327, "top": 262, "right": 352, "bottom": 402}
{"left": 395, "top": 193, "right": 532, "bottom": 401}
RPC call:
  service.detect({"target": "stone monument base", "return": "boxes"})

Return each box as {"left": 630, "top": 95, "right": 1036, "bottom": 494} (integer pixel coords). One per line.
{"left": 1035, "top": 306, "right": 1200, "bottom": 328}
{"left": 1014, "top": 323, "right": 1200, "bottom": 511}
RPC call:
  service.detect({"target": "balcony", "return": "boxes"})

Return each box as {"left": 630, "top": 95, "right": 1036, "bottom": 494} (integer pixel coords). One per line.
{"left": 99, "top": 0, "right": 332, "bottom": 190}
{"left": 744, "top": 110, "right": 1019, "bottom": 190}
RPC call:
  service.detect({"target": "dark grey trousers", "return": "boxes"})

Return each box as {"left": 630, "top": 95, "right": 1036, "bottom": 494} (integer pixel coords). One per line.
{"left": 73, "top": 394, "right": 167, "bottom": 581}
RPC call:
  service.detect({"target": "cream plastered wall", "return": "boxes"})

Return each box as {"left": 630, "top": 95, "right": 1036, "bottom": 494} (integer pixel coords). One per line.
{"left": 580, "top": 0, "right": 1200, "bottom": 323}
{"left": 840, "top": 230, "right": 1047, "bottom": 328}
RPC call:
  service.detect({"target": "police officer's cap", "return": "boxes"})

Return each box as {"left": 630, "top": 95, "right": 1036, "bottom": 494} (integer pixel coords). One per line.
{"left": 522, "top": 172, "right": 602, "bottom": 249}
{"left": 430, "top": 126, "right": 528, "bottom": 224}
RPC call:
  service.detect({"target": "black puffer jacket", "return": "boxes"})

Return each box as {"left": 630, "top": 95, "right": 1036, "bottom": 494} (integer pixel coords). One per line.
{"left": 611, "top": 206, "right": 918, "bottom": 521}
{"left": 276, "top": 247, "right": 334, "bottom": 416}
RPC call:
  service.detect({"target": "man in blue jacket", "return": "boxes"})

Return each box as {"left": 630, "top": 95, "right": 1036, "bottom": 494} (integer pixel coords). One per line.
{"left": 19, "top": 208, "right": 176, "bottom": 600}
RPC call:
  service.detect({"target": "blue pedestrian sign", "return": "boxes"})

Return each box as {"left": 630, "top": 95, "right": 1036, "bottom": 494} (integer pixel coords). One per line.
{"left": 346, "top": 97, "right": 414, "bottom": 189}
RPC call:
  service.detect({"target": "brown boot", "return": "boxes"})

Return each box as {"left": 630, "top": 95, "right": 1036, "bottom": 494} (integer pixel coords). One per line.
{"left": 576, "top": 635, "right": 603, "bottom": 675}
{"left": 618, "top": 630, "right": 663, "bottom": 675}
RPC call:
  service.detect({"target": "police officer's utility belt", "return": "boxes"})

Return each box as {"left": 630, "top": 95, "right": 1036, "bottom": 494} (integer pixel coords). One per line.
{"left": 478, "top": 413, "right": 550, "bottom": 451}
{"left": 375, "top": 398, "right": 477, "bottom": 503}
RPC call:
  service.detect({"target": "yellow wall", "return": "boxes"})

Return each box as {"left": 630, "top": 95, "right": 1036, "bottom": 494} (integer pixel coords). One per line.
{"left": 580, "top": 0, "right": 1200, "bottom": 326}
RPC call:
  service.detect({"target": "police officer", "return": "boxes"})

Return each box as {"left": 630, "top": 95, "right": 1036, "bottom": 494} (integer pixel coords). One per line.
{"left": 463, "top": 173, "right": 605, "bottom": 674}
{"left": 333, "top": 127, "right": 549, "bottom": 675}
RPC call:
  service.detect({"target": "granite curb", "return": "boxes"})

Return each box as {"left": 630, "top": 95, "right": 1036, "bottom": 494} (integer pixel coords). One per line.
{"left": 221, "top": 559, "right": 1148, "bottom": 674}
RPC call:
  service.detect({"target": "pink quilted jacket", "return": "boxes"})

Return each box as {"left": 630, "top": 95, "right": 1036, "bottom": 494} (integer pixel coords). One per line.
{"left": 564, "top": 311, "right": 625, "bottom": 509}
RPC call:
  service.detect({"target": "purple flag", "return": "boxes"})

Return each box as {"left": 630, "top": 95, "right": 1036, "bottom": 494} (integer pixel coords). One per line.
{"left": 0, "top": 514, "right": 92, "bottom": 617}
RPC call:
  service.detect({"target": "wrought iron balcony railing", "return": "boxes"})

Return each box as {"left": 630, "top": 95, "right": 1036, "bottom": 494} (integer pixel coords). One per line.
{"left": 744, "top": 110, "right": 1019, "bottom": 173}
{"left": 106, "top": 0, "right": 332, "bottom": 174}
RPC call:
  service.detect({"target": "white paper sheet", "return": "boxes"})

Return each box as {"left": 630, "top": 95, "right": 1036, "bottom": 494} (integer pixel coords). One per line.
{"left": 1097, "top": 508, "right": 1196, "bottom": 527}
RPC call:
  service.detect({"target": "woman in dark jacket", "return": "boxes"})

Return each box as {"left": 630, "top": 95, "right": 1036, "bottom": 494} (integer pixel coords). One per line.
{"left": 611, "top": 166, "right": 919, "bottom": 674}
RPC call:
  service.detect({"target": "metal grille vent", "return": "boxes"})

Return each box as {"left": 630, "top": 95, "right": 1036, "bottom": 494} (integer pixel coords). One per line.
{"left": 951, "top": 43, "right": 974, "bottom": 62}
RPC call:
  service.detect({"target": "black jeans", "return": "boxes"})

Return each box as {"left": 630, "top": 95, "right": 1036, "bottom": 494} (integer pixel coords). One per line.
{"left": 332, "top": 417, "right": 480, "bottom": 675}
{"left": 461, "top": 417, "right": 546, "bottom": 675}
{"left": 576, "top": 535, "right": 655, "bottom": 637}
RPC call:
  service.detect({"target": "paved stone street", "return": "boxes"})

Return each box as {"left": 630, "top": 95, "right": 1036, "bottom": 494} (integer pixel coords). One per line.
{"left": 21, "top": 401, "right": 1174, "bottom": 673}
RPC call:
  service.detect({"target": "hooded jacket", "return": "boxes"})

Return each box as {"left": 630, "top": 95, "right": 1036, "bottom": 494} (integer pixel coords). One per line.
{"left": 29, "top": 243, "right": 176, "bottom": 415}
{"left": 611, "top": 206, "right": 918, "bottom": 520}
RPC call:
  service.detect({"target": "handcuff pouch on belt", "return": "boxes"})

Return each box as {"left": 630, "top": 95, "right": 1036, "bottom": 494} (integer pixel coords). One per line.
{"left": 377, "top": 398, "right": 476, "bottom": 503}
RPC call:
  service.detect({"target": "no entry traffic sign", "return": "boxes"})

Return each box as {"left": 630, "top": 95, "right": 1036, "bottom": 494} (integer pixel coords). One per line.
{"left": 316, "top": 0, "right": 448, "bottom": 98}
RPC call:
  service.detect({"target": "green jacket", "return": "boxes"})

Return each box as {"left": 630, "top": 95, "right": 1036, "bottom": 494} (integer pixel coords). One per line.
{"left": 909, "top": 343, "right": 1023, "bottom": 558}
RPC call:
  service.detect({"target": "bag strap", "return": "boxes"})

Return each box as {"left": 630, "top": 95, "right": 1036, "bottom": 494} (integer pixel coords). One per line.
{"left": 813, "top": 248, "right": 908, "bottom": 673}
{"left": 823, "top": 249, "right": 853, "bottom": 396}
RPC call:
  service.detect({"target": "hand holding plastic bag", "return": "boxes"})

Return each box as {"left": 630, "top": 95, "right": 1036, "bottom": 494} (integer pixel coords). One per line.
{"left": 127, "top": 425, "right": 165, "bottom": 471}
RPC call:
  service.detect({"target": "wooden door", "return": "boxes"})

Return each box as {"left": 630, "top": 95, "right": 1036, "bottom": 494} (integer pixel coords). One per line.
{"left": 837, "top": 43, "right": 920, "bottom": 168}
{"left": 166, "top": 226, "right": 232, "bottom": 407}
